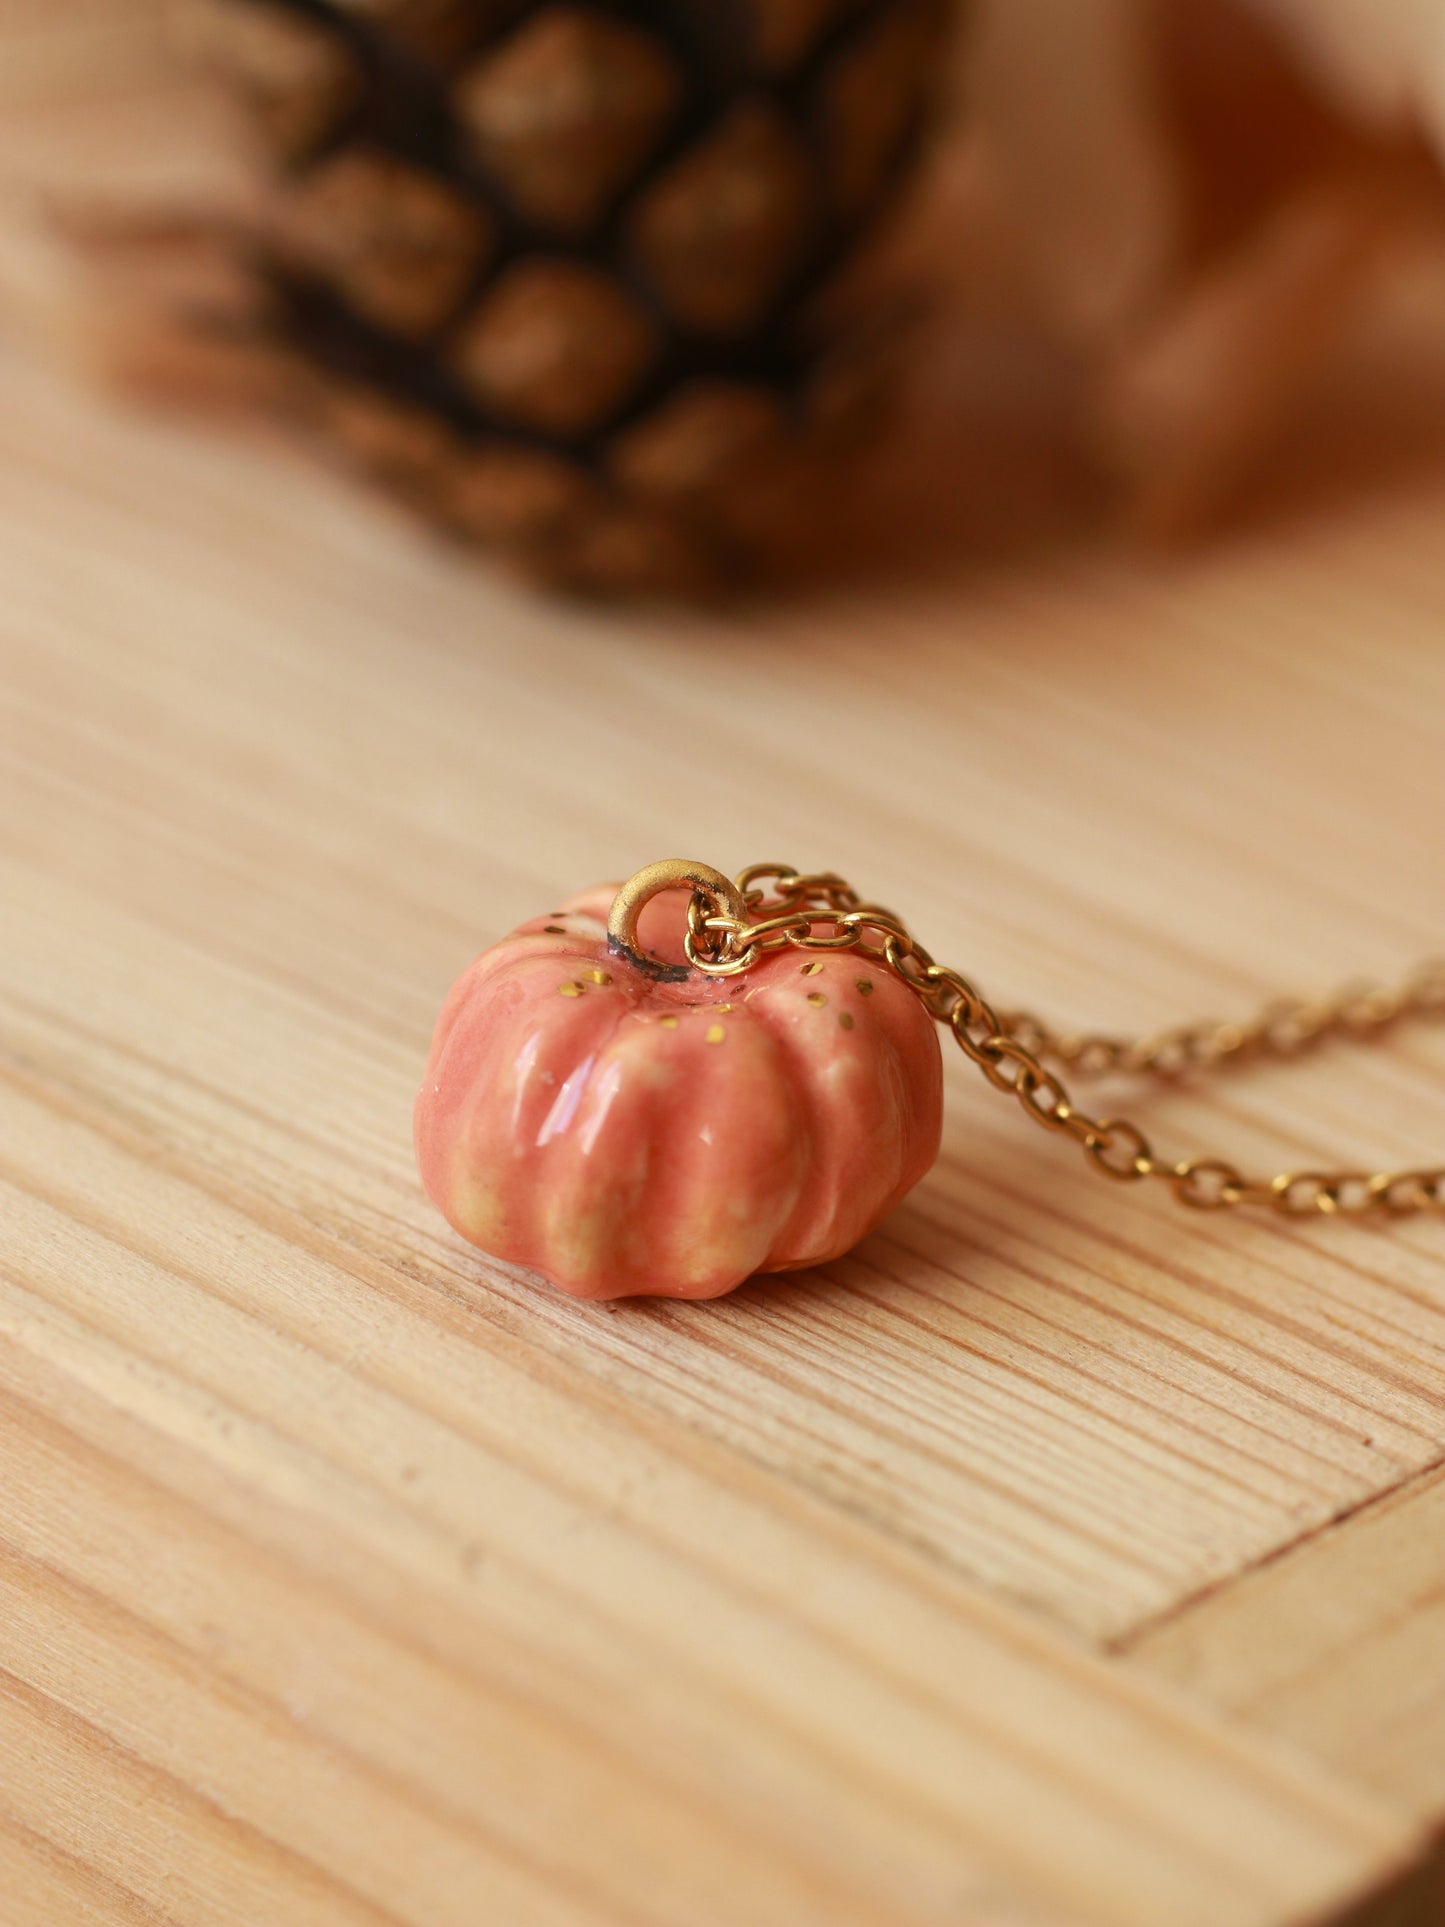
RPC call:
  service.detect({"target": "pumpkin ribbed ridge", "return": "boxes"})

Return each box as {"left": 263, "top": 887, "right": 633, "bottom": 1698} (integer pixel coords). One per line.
{"left": 415, "top": 882, "right": 942, "bottom": 1298}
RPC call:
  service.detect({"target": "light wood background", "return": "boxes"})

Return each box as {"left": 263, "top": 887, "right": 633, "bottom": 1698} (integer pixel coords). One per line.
{"left": 4, "top": 8, "right": 1445, "bottom": 1924}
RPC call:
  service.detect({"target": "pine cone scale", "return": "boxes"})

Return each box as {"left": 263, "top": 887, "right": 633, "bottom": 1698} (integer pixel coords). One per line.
{"left": 190, "top": 0, "right": 955, "bottom": 590}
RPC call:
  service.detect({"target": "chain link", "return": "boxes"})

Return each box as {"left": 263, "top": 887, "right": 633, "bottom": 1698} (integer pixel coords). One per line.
{"left": 684, "top": 864, "right": 1445, "bottom": 1221}
{"left": 1003, "top": 961, "right": 1445, "bottom": 1083}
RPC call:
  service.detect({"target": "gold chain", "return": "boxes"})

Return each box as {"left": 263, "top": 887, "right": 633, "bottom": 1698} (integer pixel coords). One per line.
{"left": 681, "top": 863, "right": 1445, "bottom": 1219}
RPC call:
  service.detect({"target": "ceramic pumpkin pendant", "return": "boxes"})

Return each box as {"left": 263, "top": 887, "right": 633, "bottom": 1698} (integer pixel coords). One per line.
{"left": 418, "top": 858, "right": 1445, "bottom": 1292}
{"left": 414, "top": 861, "right": 943, "bottom": 1300}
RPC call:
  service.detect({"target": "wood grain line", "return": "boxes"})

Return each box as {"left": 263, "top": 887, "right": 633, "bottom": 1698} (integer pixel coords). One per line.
{"left": 0, "top": 1668, "right": 403, "bottom": 1927}
{"left": 0, "top": 1079, "right": 1425, "bottom": 1919}
{"left": 0, "top": 1804, "right": 177, "bottom": 1927}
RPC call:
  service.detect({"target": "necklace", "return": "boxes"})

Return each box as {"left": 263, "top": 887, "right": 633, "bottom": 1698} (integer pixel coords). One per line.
{"left": 415, "top": 859, "right": 1445, "bottom": 1301}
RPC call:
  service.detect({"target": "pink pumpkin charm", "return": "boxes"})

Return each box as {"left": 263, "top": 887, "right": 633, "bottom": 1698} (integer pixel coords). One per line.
{"left": 415, "top": 864, "right": 943, "bottom": 1300}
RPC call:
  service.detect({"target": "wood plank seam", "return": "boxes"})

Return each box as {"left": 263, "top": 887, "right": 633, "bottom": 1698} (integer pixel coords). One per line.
{"left": 4, "top": 1029, "right": 1427, "bottom": 1664}
{"left": 2, "top": 905, "right": 1445, "bottom": 1641}
{"left": 1, "top": 224, "right": 1445, "bottom": 1922}
{"left": 1109, "top": 1449, "right": 1445, "bottom": 1659}
{"left": 0, "top": 1071, "right": 1425, "bottom": 1927}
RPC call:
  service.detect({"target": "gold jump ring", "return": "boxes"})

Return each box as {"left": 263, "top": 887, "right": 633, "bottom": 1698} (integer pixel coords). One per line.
{"left": 607, "top": 859, "right": 746, "bottom": 980}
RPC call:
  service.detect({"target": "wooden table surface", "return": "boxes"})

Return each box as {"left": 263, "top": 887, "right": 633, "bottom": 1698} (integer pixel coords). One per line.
{"left": 5, "top": 10, "right": 1445, "bottom": 1925}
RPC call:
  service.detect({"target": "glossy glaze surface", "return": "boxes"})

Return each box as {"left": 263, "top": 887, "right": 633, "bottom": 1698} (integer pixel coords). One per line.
{"left": 414, "top": 884, "right": 943, "bottom": 1299}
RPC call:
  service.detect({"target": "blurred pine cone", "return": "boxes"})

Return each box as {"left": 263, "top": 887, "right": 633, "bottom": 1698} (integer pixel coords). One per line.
{"left": 181, "top": 0, "right": 952, "bottom": 591}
